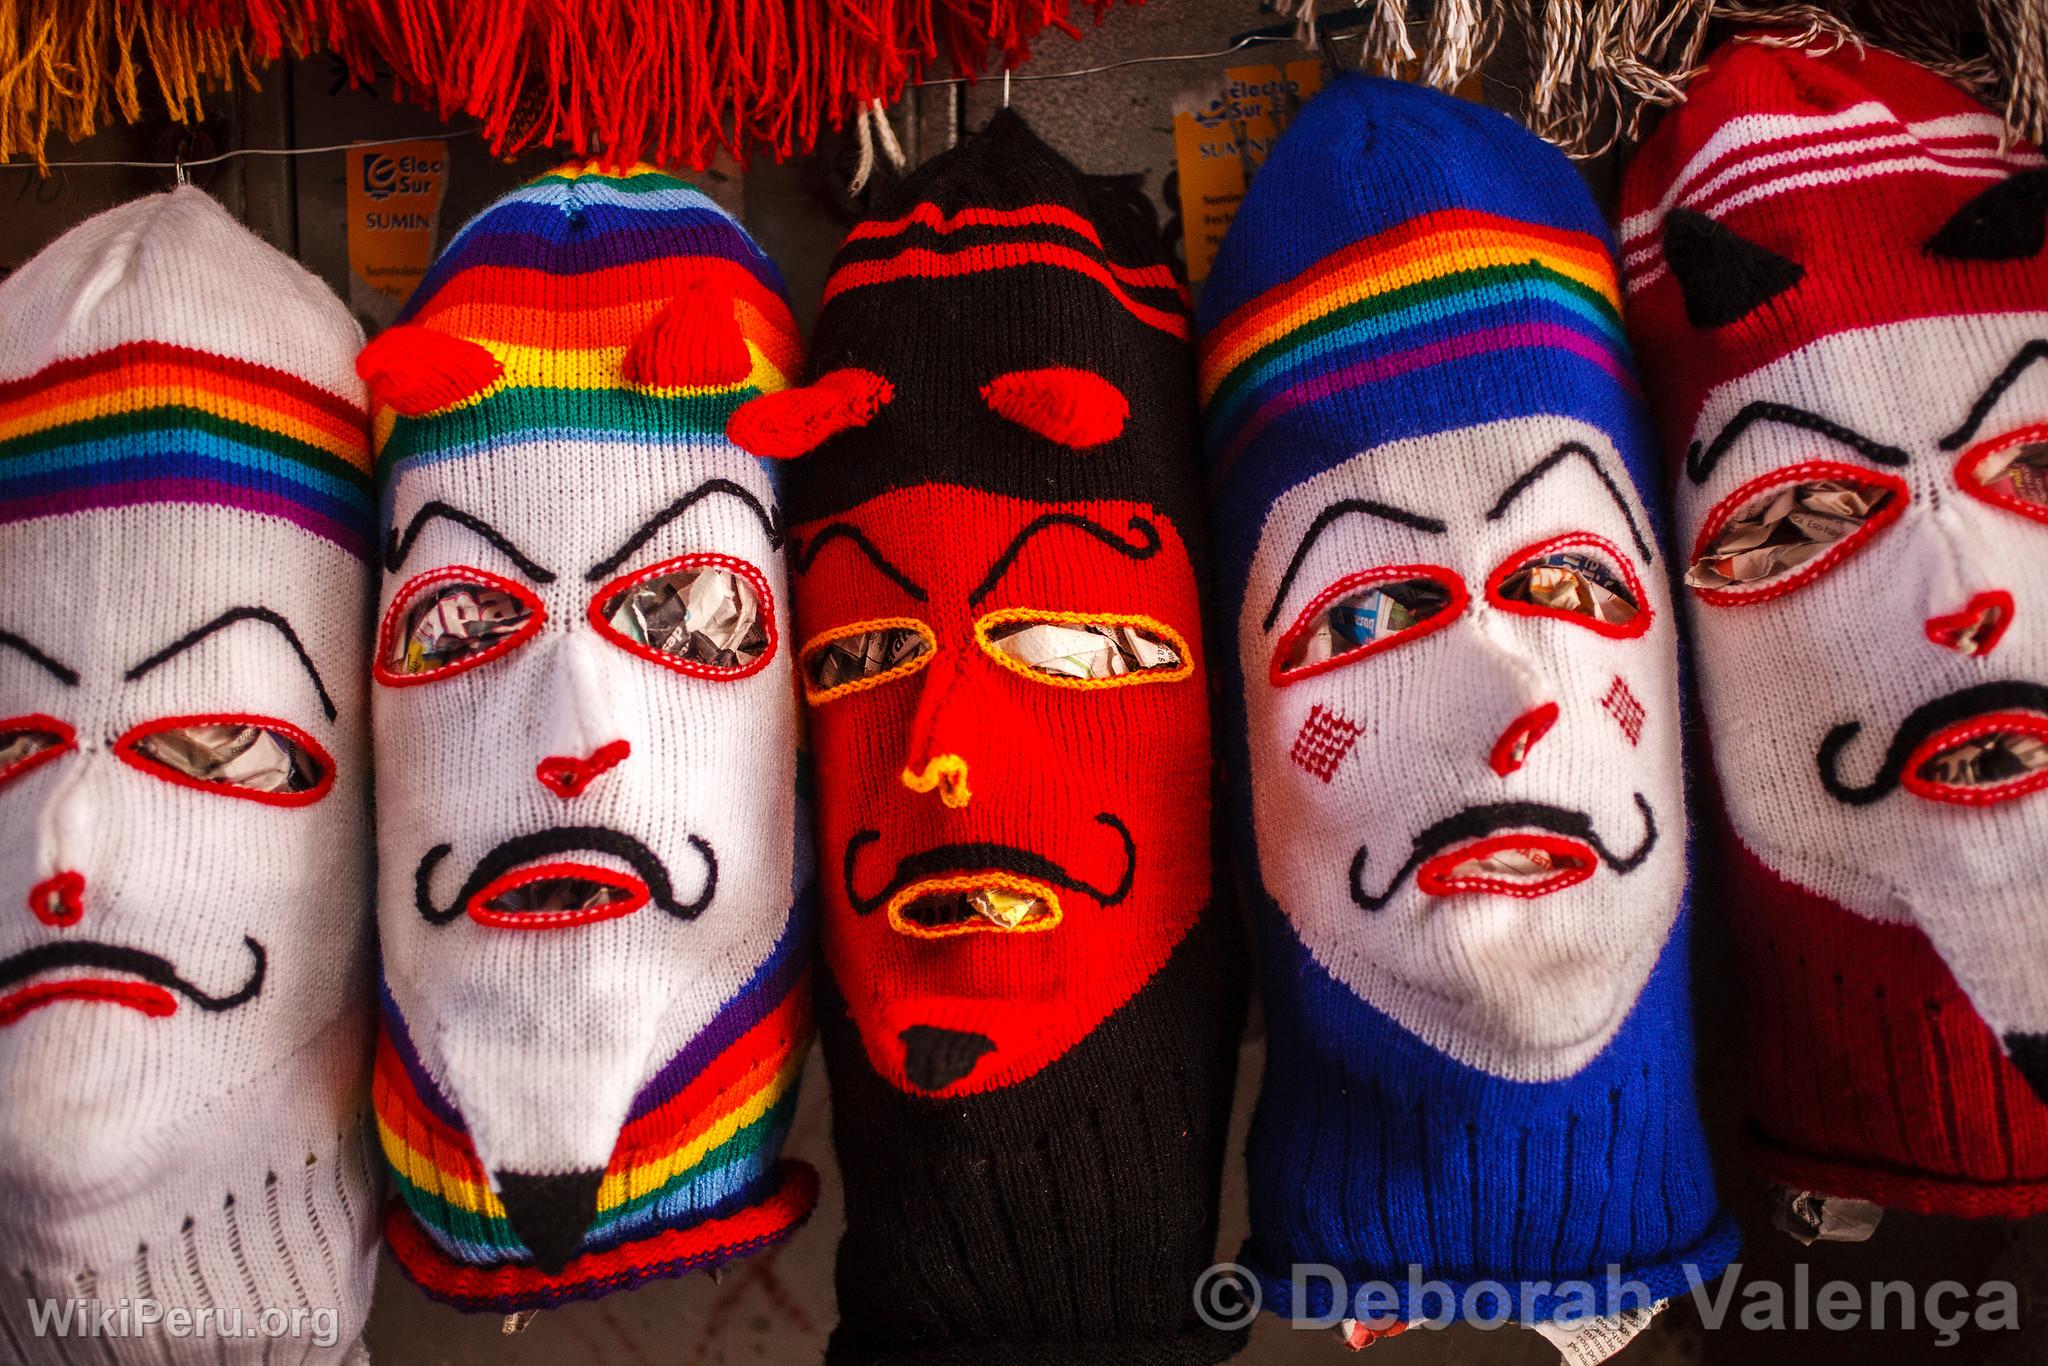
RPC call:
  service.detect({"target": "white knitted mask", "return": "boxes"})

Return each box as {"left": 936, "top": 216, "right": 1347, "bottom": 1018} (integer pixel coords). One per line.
{"left": 1240, "top": 414, "right": 1686, "bottom": 1081}
{"left": 1676, "top": 312, "right": 2048, "bottom": 1067}
{"left": 0, "top": 188, "right": 377, "bottom": 1360}
{"left": 375, "top": 438, "right": 796, "bottom": 1192}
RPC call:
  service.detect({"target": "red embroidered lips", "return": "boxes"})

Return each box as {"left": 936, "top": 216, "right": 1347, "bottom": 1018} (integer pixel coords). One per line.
{"left": 795, "top": 490, "right": 1211, "bottom": 1096}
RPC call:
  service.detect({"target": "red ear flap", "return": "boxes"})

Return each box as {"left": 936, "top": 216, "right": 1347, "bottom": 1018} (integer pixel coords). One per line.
{"left": 979, "top": 367, "right": 1128, "bottom": 449}
{"left": 356, "top": 325, "right": 504, "bottom": 417}
{"left": 622, "top": 280, "right": 754, "bottom": 389}
{"left": 727, "top": 368, "right": 894, "bottom": 459}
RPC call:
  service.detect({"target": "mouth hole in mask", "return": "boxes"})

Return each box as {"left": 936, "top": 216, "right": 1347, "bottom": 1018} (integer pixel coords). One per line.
{"left": 1416, "top": 834, "right": 1597, "bottom": 899}
{"left": 884, "top": 874, "right": 1063, "bottom": 939}
{"left": 468, "top": 861, "right": 651, "bottom": 929}
{"left": 1686, "top": 461, "right": 1908, "bottom": 605}
{"left": 1903, "top": 711, "right": 2048, "bottom": 806}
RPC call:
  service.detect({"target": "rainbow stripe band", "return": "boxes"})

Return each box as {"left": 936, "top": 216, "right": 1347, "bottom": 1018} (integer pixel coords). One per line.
{"left": 0, "top": 341, "right": 372, "bottom": 559}
{"left": 1198, "top": 209, "right": 1629, "bottom": 479}
{"left": 378, "top": 165, "right": 802, "bottom": 490}
{"left": 375, "top": 911, "right": 815, "bottom": 1308}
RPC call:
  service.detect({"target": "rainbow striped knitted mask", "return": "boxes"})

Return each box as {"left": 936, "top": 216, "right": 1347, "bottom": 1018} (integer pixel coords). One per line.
{"left": 0, "top": 188, "right": 380, "bottom": 1358}
{"left": 364, "top": 164, "right": 816, "bottom": 1309}
{"left": 1198, "top": 76, "right": 1734, "bottom": 1327}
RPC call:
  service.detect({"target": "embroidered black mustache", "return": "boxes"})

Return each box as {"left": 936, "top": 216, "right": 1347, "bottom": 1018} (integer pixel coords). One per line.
{"left": 415, "top": 826, "right": 716, "bottom": 925}
{"left": 1349, "top": 795, "right": 1659, "bottom": 911}
{"left": 844, "top": 812, "right": 1136, "bottom": 916}
{"left": 1818, "top": 680, "right": 2048, "bottom": 806}
{"left": 0, "top": 937, "right": 267, "bottom": 1010}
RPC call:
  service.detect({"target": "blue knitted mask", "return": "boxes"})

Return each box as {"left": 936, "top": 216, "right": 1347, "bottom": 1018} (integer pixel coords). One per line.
{"left": 1197, "top": 74, "right": 1737, "bottom": 1327}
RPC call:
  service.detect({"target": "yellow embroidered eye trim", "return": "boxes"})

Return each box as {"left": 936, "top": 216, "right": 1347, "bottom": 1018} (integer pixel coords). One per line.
{"left": 800, "top": 617, "right": 936, "bottom": 703}
{"left": 974, "top": 608, "right": 1192, "bottom": 688}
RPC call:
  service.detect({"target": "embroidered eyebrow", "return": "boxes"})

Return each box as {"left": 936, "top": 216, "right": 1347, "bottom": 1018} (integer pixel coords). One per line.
{"left": 968, "top": 513, "right": 1160, "bottom": 607}
{"left": 586, "top": 478, "right": 782, "bottom": 582}
{"left": 792, "top": 523, "right": 927, "bottom": 602}
{"left": 1687, "top": 401, "right": 1908, "bottom": 485}
{"left": 385, "top": 502, "right": 554, "bottom": 583}
{"left": 1488, "top": 441, "right": 1655, "bottom": 563}
{"left": 126, "top": 607, "right": 336, "bottom": 721}
{"left": 1940, "top": 339, "right": 2048, "bottom": 452}
{"left": 1263, "top": 498, "right": 1446, "bottom": 632}
{"left": 0, "top": 629, "right": 78, "bottom": 687}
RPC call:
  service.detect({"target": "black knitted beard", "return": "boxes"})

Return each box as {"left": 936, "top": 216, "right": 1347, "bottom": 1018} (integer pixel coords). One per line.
{"left": 817, "top": 895, "right": 1247, "bottom": 1366}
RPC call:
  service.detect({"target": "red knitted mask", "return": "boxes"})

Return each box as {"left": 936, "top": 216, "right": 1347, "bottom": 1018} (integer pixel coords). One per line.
{"left": 795, "top": 487, "right": 1209, "bottom": 1095}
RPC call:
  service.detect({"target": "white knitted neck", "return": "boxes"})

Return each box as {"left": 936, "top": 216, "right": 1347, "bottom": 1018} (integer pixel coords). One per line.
{"left": 0, "top": 1023, "right": 379, "bottom": 1365}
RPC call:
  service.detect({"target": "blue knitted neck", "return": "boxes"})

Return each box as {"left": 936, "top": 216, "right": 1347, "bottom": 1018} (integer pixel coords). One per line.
{"left": 1241, "top": 900, "right": 1737, "bottom": 1324}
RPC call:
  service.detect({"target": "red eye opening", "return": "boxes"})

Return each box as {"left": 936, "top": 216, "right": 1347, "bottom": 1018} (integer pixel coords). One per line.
{"left": 0, "top": 714, "right": 75, "bottom": 789}
{"left": 587, "top": 552, "right": 777, "bottom": 680}
{"left": 1686, "top": 460, "right": 1909, "bottom": 607}
{"left": 1955, "top": 423, "right": 2048, "bottom": 528}
{"left": 1270, "top": 565, "right": 1467, "bottom": 686}
{"left": 376, "top": 564, "right": 545, "bottom": 686}
{"left": 1485, "top": 532, "right": 1652, "bottom": 639}
{"left": 115, "top": 713, "right": 335, "bottom": 807}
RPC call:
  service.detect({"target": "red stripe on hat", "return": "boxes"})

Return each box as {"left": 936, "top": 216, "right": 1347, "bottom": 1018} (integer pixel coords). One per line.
{"left": 822, "top": 241, "right": 1191, "bottom": 339}
{"left": 846, "top": 201, "right": 1186, "bottom": 295}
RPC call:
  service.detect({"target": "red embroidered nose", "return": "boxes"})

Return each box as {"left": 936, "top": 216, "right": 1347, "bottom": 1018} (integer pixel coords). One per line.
{"left": 536, "top": 740, "right": 631, "bottom": 798}
{"left": 29, "top": 871, "right": 83, "bottom": 927}
{"left": 1925, "top": 589, "right": 2015, "bottom": 657}
{"left": 1489, "top": 702, "right": 1560, "bottom": 777}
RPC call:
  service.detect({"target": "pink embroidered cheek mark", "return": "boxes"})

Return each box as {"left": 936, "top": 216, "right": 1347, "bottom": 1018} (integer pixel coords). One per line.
{"left": 1290, "top": 704, "right": 1365, "bottom": 784}
{"left": 1602, "top": 676, "right": 1646, "bottom": 746}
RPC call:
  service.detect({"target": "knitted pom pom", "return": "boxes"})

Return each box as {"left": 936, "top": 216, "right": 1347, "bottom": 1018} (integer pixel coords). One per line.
{"left": 979, "top": 367, "right": 1128, "bottom": 448}
{"left": 622, "top": 281, "right": 754, "bottom": 390}
{"left": 727, "top": 368, "right": 894, "bottom": 459}
{"left": 357, "top": 324, "right": 504, "bottom": 416}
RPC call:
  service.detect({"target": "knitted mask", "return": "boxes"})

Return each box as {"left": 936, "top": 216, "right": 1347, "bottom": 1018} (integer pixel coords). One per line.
{"left": 365, "top": 165, "right": 815, "bottom": 1309}
{"left": 1624, "top": 37, "right": 2048, "bottom": 1217}
{"left": 0, "top": 189, "right": 378, "bottom": 1360}
{"left": 763, "top": 111, "right": 1247, "bottom": 1364}
{"left": 1201, "top": 75, "right": 1733, "bottom": 1325}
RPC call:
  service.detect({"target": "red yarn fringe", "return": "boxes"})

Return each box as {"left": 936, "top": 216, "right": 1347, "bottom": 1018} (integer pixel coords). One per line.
{"left": 152, "top": 0, "right": 1127, "bottom": 167}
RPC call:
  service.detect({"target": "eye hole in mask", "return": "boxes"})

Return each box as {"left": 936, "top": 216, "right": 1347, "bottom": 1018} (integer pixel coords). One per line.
{"left": 0, "top": 714, "right": 75, "bottom": 789}
{"left": 1686, "top": 460, "right": 1909, "bottom": 606}
{"left": 1271, "top": 566, "right": 1467, "bottom": 685}
{"left": 377, "top": 565, "right": 544, "bottom": 685}
{"left": 1488, "top": 533, "right": 1651, "bottom": 638}
{"left": 975, "top": 608, "right": 1192, "bottom": 688}
{"left": 1955, "top": 424, "right": 2048, "bottom": 528}
{"left": 115, "top": 714, "right": 334, "bottom": 806}
{"left": 589, "top": 553, "right": 776, "bottom": 680}
{"left": 799, "top": 617, "right": 936, "bottom": 704}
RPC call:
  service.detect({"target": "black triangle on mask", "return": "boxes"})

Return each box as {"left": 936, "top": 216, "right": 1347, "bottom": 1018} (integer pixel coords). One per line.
{"left": 1926, "top": 167, "right": 2048, "bottom": 262}
{"left": 1662, "top": 207, "right": 1804, "bottom": 329}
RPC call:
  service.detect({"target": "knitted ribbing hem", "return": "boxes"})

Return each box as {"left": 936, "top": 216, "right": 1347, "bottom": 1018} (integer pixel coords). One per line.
{"left": 1743, "top": 1126, "right": 2048, "bottom": 1222}
{"left": 381, "top": 1159, "right": 818, "bottom": 1313}
{"left": 1242, "top": 1213, "right": 1743, "bottom": 1326}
